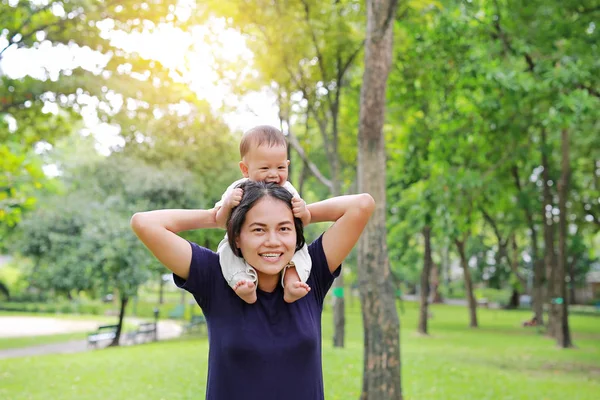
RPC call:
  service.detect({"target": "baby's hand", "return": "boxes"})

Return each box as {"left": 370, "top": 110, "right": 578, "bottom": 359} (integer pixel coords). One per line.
{"left": 292, "top": 197, "right": 311, "bottom": 226}
{"left": 226, "top": 188, "right": 244, "bottom": 209}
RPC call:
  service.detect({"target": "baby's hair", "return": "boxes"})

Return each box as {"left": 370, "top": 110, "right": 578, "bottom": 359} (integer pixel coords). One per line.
{"left": 239, "top": 125, "right": 287, "bottom": 158}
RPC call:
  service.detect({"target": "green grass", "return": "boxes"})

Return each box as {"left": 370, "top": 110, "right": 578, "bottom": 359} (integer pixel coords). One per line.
{"left": 0, "top": 302, "right": 598, "bottom": 400}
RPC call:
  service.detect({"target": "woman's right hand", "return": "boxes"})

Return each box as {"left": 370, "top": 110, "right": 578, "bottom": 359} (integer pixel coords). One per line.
{"left": 130, "top": 208, "right": 218, "bottom": 279}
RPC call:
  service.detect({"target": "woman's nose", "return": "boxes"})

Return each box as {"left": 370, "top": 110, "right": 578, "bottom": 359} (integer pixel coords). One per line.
{"left": 264, "top": 231, "right": 280, "bottom": 245}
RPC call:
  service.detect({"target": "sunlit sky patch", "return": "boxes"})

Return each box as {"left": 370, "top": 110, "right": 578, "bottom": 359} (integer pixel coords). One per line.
{"left": 0, "top": 14, "right": 279, "bottom": 159}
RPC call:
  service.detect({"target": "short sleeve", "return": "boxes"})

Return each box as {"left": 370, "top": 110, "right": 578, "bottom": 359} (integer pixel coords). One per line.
{"left": 173, "top": 241, "right": 220, "bottom": 311}
{"left": 307, "top": 234, "right": 341, "bottom": 306}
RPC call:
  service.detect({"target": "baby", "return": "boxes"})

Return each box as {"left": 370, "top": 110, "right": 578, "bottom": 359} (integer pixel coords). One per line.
{"left": 215, "top": 125, "right": 312, "bottom": 304}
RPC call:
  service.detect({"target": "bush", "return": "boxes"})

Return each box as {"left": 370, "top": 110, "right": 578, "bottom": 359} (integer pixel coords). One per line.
{"left": 0, "top": 301, "right": 94, "bottom": 315}
{"left": 475, "top": 288, "right": 512, "bottom": 305}
{"left": 78, "top": 303, "right": 101, "bottom": 315}
{"left": 59, "top": 303, "right": 75, "bottom": 314}
{"left": 440, "top": 281, "right": 466, "bottom": 299}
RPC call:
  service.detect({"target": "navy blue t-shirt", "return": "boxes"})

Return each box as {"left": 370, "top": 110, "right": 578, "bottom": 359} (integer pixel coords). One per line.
{"left": 174, "top": 235, "right": 340, "bottom": 400}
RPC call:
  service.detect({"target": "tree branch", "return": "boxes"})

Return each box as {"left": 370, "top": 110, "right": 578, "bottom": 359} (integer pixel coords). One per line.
{"left": 479, "top": 205, "right": 507, "bottom": 248}
{"left": 287, "top": 127, "right": 334, "bottom": 192}
{"left": 300, "top": 0, "right": 333, "bottom": 107}
{"left": 373, "top": 0, "right": 398, "bottom": 41}
{"left": 0, "top": 1, "right": 57, "bottom": 60}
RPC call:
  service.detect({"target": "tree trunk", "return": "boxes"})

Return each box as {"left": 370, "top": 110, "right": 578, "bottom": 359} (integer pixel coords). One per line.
{"left": 506, "top": 234, "right": 525, "bottom": 310}
{"left": 110, "top": 295, "right": 128, "bottom": 347}
{"left": 455, "top": 238, "right": 478, "bottom": 328}
{"left": 418, "top": 225, "right": 433, "bottom": 335}
{"left": 556, "top": 129, "right": 573, "bottom": 348}
{"left": 508, "top": 289, "right": 520, "bottom": 309}
{"left": 430, "top": 262, "right": 443, "bottom": 304}
{"left": 332, "top": 265, "right": 345, "bottom": 347}
{"left": 512, "top": 165, "right": 544, "bottom": 324}
{"left": 541, "top": 129, "right": 558, "bottom": 337}
{"left": 442, "top": 243, "right": 452, "bottom": 295}
{"left": 357, "top": 0, "right": 401, "bottom": 398}
{"left": 331, "top": 179, "right": 345, "bottom": 348}
{"left": 159, "top": 273, "right": 165, "bottom": 305}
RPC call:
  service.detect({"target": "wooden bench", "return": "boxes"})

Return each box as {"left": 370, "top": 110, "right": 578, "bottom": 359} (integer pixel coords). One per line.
{"left": 126, "top": 322, "right": 157, "bottom": 344}
{"left": 184, "top": 315, "right": 206, "bottom": 334}
{"left": 87, "top": 324, "right": 118, "bottom": 347}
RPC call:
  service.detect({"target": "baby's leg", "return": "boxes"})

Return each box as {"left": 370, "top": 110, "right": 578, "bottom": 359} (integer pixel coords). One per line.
{"left": 218, "top": 238, "right": 257, "bottom": 304}
{"left": 233, "top": 280, "right": 257, "bottom": 304}
{"left": 283, "top": 264, "right": 310, "bottom": 303}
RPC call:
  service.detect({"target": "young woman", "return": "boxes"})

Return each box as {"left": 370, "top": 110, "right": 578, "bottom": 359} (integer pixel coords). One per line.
{"left": 131, "top": 181, "right": 374, "bottom": 399}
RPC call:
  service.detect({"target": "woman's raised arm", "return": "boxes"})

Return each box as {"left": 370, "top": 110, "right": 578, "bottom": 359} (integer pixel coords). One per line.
{"left": 307, "top": 193, "right": 375, "bottom": 273}
{"left": 130, "top": 208, "right": 218, "bottom": 279}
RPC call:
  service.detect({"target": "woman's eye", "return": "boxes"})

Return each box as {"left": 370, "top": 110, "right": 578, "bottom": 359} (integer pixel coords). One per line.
{"left": 253, "top": 228, "right": 264, "bottom": 233}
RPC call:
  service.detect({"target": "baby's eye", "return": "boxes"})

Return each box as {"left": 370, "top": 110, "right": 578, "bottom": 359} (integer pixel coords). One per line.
{"left": 278, "top": 166, "right": 286, "bottom": 170}
{"left": 260, "top": 167, "right": 269, "bottom": 170}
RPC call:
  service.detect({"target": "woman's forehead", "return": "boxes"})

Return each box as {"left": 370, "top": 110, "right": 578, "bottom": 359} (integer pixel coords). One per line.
{"left": 245, "top": 197, "right": 293, "bottom": 224}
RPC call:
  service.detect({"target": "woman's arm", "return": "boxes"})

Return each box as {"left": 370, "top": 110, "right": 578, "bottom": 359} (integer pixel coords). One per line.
{"left": 130, "top": 208, "right": 218, "bottom": 279}
{"left": 307, "top": 193, "right": 375, "bottom": 273}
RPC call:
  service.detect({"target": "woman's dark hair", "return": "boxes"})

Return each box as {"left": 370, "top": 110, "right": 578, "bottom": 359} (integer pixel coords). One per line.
{"left": 227, "top": 181, "right": 305, "bottom": 257}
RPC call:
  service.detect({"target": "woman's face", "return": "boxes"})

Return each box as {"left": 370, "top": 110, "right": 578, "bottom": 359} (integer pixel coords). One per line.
{"left": 235, "top": 196, "right": 297, "bottom": 277}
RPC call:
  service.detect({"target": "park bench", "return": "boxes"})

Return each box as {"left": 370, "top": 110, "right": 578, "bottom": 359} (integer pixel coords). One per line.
{"left": 127, "top": 322, "right": 157, "bottom": 344}
{"left": 87, "top": 324, "right": 118, "bottom": 347}
{"left": 184, "top": 315, "right": 206, "bottom": 334}
{"left": 168, "top": 304, "right": 185, "bottom": 319}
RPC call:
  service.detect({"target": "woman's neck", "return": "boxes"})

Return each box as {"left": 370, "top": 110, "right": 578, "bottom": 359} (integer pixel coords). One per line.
{"left": 256, "top": 272, "right": 279, "bottom": 293}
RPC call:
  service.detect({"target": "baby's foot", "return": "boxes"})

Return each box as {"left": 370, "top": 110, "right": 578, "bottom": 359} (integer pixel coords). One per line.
{"left": 233, "top": 280, "right": 257, "bottom": 304}
{"left": 284, "top": 281, "right": 311, "bottom": 303}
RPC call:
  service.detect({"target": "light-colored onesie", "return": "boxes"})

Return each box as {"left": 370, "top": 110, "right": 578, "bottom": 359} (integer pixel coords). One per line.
{"left": 215, "top": 178, "right": 312, "bottom": 288}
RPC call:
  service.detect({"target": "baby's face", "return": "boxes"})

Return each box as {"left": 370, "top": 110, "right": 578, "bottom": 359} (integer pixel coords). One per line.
{"left": 240, "top": 144, "right": 289, "bottom": 185}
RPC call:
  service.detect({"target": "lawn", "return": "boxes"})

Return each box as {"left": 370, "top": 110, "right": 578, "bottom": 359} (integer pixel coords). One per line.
{"left": 0, "top": 301, "right": 598, "bottom": 400}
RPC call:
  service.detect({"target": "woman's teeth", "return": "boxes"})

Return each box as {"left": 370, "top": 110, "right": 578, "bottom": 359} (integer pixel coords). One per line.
{"left": 261, "top": 253, "right": 280, "bottom": 258}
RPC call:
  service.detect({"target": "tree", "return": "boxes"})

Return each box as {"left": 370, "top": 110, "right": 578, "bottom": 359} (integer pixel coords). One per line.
{"left": 0, "top": 0, "right": 201, "bottom": 225}
{"left": 555, "top": 128, "right": 573, "bottom": 348}
{"left": 13, "top": 148, "right": 203, "bottom": 345}
{"left": 357, "top": 0, "right": 401, "bottom": 398}
{"left": 205, "top": 0, "right": 366, "bottom": 347}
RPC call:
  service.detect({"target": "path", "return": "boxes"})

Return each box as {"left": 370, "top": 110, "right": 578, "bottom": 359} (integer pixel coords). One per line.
{"left": 0, "top": 317, "right": 183, "bottom": 360}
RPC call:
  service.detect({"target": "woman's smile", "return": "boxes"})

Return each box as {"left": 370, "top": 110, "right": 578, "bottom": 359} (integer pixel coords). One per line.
{"left": 236, "top": 197, "right": 297, "bottom": 290}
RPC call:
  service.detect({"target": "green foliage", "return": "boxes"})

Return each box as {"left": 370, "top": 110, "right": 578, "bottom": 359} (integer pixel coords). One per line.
{"left": 206, "top": 0, "right": 364, "bottom": 195}
{"left": 0, "top": 0, "right": 216, "bottom": 226}
{"left": 10, "top": 146, "right": 205, "bottom": 302}
{"left": 0, "top": 260, "right": 29, "bottom": 298}
{"left": 385, "top": 0, "right": 599, "bottom": 301}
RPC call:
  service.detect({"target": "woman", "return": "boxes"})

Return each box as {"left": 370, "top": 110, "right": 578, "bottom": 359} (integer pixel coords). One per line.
{"left": 131, "top": 181, "right": 374, "bottom": 400}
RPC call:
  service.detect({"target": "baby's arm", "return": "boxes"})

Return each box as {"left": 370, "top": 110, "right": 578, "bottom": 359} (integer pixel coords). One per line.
{"left": 284, "top": 182, "right": 311, "bottom": 226}
{"left": 215, "top": 188, "right": 243, "bottom": 229}
{"left": 215, "top": 179, "right": 247, "bottom": 229}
